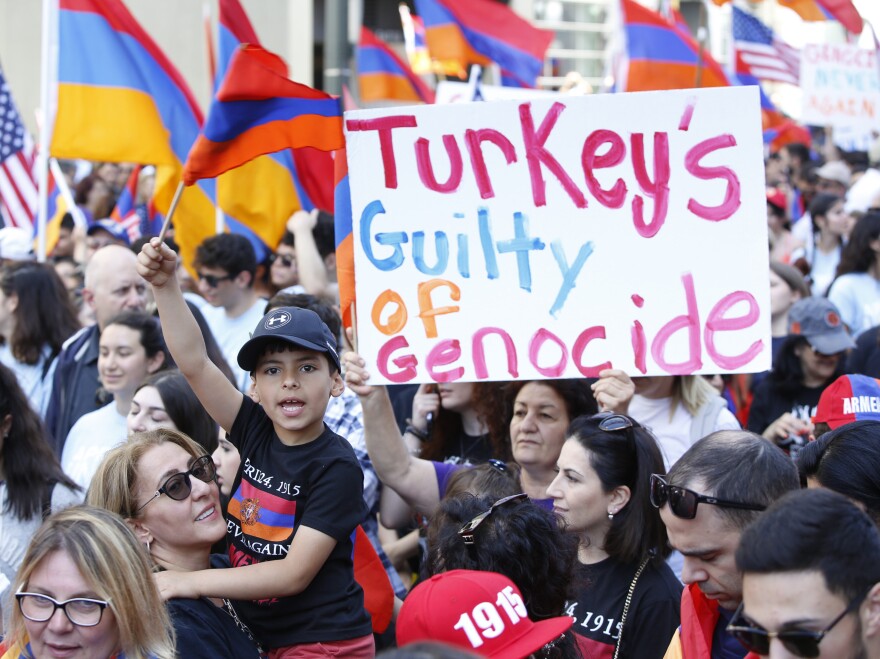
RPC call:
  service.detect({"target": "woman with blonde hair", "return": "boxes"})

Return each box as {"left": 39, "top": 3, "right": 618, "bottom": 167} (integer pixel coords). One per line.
{"left": 626, "top": 375, "right": 740, "bottom": 469}
{"left": 2, "top": 505, "right": 175, "bottom": 659}
{"left": 87, "top": 428, "right": 261, "bottom": 658}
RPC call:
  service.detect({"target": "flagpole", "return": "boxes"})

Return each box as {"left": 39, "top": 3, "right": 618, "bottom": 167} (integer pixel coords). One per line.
{"left": 36, "top": 0, "right": 57, "bottom": 262}
{"left": 694, "top": 1, "right": 707, "bottom": 88}
{"left": 158, "top": 180, "right": 185, "bottom": 243}
{"left": 49, "top": 158, "right": 86, "bottom": 227}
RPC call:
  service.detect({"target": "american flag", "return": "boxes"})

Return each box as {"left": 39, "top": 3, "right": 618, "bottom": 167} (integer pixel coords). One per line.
{"left": 0, "top": 68, "right": 37, "bottom": 232}
{"left": 733, "top": 7, "right": 800, "bottom": 86}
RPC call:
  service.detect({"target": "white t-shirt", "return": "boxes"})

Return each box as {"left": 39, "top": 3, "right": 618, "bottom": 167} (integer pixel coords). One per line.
{"left": 828, "top": 272, "right": 880, "bottom": 338}
{"left": 61, "top": 402, "right": 128, "bottom": 491}
{"left": 809, "top": 245, "right": 841, "bottom": 297}
{"left": 628, "top": 394, "right": 741, "bottom": 470}
{"left": 0, "top": 344, "right": 57, "bottom": 419}
{"left": 200, "top": 298, "right": 267, "bottom": 392}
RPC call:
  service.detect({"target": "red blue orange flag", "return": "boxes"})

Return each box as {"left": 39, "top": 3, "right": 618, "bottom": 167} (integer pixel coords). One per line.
{"left": 183, "top": 44, "right": 344, "bottom": 186}
{"left": 215, "top": 0, "right": 314, "bottom": 258}
{"left": 51, "top": 0, "right": 215, "bottom": 271}
{"left": 109, "top": 164, "right": 142, "bottom": 242}
{"left": 358, "top": 27, "right": 435, "bottom": 104}
{"left": 334, "top": 144, "right": 355, "bottom": 329}
{"left": 619, "top": 0, "right": 729, "bottom": 91}
{"left": 352, "top": 525, "right": 394, "bottom": 634}
{"left": 414, "top": 0, "right": 553, "bottom": 88}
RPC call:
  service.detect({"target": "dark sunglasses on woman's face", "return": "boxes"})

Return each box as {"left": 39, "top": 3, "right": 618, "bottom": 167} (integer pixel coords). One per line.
{"left": 726, "top": 590, "right": 867, "bottom": 658}
{"left": 136, "top": 455, "right": 216, "bottom": 513}
{"left": 649, "top": 474, "right": 766, "bottom": 520}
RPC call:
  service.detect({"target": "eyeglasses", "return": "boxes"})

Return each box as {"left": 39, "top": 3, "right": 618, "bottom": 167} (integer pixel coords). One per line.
{"left": 271, "top": 254, "right": 294, "bottom": 267}
{"left": 458, "top": 493, "right": 528, "bottom": 545}
{"left": 197, "top": 272, "right": 235, "bottom": 288}
{"left": 16, "top": 591, "right": 111, "bottom": 627}
{"left": 136, "top": 455, "right": 216, "bottom": 513}
{"left": 726, "top": 591, "right": 867, "bottom": 658}
{"left": 649, "top": 474, "right": 766, "bottom": 520}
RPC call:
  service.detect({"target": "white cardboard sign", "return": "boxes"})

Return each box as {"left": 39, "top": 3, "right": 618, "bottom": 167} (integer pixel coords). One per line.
{"left": 344, "top": 86, "right": 770, "bottom": 384}
{"left": 801, "top": 43, "right": 880, "bottom": 136}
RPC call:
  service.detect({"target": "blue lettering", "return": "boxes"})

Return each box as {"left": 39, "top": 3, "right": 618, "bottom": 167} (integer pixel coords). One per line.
{"left": 412, "top": 231, "right": 450, "bottom": 275}
{"left": 457, "top": 234, "right": 470, "bottom": 278}
{"left": 496, "top": 212, "right": 546, "bottom": 292}
{"left": 478, "top": 207, "right": 499, "bottom": 280}
{"left": 360, "top": 199, "right": 408, "bottom": 271}
{"left": 550, "top": 240, "right": 594, "bottom": 318}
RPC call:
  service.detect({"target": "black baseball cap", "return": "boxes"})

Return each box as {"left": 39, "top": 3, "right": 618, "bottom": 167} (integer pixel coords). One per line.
{"left": 237, "top": 307, "right": 340, "bottom": 372}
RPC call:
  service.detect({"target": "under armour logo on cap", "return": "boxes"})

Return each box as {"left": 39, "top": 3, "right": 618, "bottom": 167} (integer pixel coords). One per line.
{"left": 265, "top": 310, "right": 291, "bottom": 330}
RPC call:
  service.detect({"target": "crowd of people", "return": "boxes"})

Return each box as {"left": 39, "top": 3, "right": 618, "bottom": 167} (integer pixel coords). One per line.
{"left": 0, "top": 137, "right": 879, "bottom": 659}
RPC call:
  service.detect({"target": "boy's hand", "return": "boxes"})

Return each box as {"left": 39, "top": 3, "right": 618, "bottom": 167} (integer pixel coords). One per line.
{"left": 286, "top": 208, "right": 319, "bottom": 235}
{"left": 154, "top": 570, "right": 199, "bottom": 601}
{"left": 137, "top": 238, "right": 178, "bottom": 289}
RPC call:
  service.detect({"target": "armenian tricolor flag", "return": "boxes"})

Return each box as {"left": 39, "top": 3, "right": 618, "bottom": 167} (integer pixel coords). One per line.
{"left": 619, "top": 0, "right": 729, "bottom": 91}
{"left": 51, "top": 0, "right": 215, "bottom": 271}
{"left": 109, "top": 164, "right": 143, "bottom": 242}
{"left": 358, "top": 27, "right": 435, "bottom": 104}
{"left": 414, "top": 0, "right": 553, "bottom": 88}
{"left": 182, "top": 44, "right": 344, "bottom": 186}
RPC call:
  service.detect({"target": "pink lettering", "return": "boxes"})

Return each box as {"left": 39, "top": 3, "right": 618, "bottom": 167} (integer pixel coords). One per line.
{"left": 685, "top": 134, "right": 741, "bottom": 221}
{"left": 572, "top": 326, "right": 611, "bottom": 377}
{"left": 582, "top": 130, "right": 627, "bottom": 209}
{"left": 631, "top": 132, "right": 670, "bottom": 238}
{"left": 345, "top": 115, "right": 417, "bottom": 189}
{"left": 472, "top": 327, "right": 519, "bottom": 379}
{"left": 426, "top": 339, "right": 464, "bottom": 382}
{"left": 651, "top": 273, "right": 702, "bottom": 374}
{"left": 528, "top": 328, "right": 568, "bottom": 377}
{"left": 464, "top": 128, "right": 518, "bottom": 200}
{"left": 376, "top": 336, "right": 418, "bottom": 383}
{"left": 705, "top": 291, "right": 763, "bottom": 370}
{"left": 415, "top": 135, "right": 464, "bottom": 193}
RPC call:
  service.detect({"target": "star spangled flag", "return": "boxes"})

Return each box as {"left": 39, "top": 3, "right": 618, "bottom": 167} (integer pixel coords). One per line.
{"left": 733, "top": 7, "right": 800, "bottom": 86}
{"left": 0, "top": 69, "right": 37, "bottom": 233}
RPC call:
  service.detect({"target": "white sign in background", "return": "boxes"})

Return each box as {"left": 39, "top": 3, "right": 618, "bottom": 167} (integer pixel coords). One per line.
{"left": 800, "top": 42, "right": 880, "bottom": 139}
{"left": 345, "top": 86, "right": 769, "bottom": 384}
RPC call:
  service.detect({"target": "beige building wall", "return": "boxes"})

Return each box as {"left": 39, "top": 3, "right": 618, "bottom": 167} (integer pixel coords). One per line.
{"left": 0, "top": 0, "right": 314, "bottom": 136}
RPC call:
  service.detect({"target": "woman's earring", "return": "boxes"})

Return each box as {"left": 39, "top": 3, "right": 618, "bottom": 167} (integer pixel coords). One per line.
{"left": 144, "top": 539, "right": 151, "bottom": 554}
{"left": 607, "top": 511, "right": 615, "bottom": 520}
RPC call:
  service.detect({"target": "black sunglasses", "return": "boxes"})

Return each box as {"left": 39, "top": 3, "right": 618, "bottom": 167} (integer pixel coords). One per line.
{"left": 649, "top": 474, "right": 766, "bottom": 520}
{"left": 270, "top": 254, "right": 295, "bottom": 267}
{"left": 136, "top": 455, "right": 216, "bottom": 513}
{"left": 727, "top": 590, "right": 867, "bottom": 657}
{"left": 593, "top": 412, "right": 641, "bottom": 436}
{"left": 197, "top": 272, "right": 235, "bottom": 288}
{"left": 458, "top": 493, "right": 528, "bottom": 545}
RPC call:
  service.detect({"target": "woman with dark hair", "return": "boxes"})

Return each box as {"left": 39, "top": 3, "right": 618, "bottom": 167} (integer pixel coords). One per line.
{"left": 829, "top": 210, "right": 880, "bottom": 336}
{"left": 61, "top": 311, "right": 169, "bottom": 490}
{"left": 424, "top": 493, "right": 582, "bottom": 658}
{"left": 548, "top": 413, "right": 681, "bottom": 658}
{"left": 801, "top": 193, "right": 851, "bottom": 295}
{"left": 797, "top": 419, "right": 880, "bottom": 526}
{"left": 0, "top": 262, "right": 80, "bottom": 416}
{"left": 343, "top": 343, "right": 597, "bottom": 519}
{"left": 0, "top": 363, "right": 81, "bottom": 620}
{"left": 409, "top": 382, "right": 511, "bottom": 465}
{"left": 748, "top": 297, "right": 852, "bottom": 451}
{"left": 127, "top": 369, "right": 219, "bottom": 454}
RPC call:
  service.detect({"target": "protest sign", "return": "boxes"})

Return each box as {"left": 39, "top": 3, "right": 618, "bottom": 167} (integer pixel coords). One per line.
{"left": 801, "top": 43, "right": 880, "bottom": 137}
{"left": 344, "top": 86, "right": 769, "bottom": 384}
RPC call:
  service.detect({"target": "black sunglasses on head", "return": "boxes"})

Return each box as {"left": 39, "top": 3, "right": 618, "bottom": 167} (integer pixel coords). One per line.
{"left": 649, "top": 474, "right": 766, "bottom": 520}
{"left": 458, "top": 493, "right": 528, "bottom": 545}
{"left": 136, "top": 455, "right": 216, "bottom": 513}
{"left": 726, "top": 590, "right": 867, "bottom": 658}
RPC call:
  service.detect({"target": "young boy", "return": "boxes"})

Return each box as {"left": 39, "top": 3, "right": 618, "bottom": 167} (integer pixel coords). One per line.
{"left": 137, "top": 239, "right": 374, "bottom": 657}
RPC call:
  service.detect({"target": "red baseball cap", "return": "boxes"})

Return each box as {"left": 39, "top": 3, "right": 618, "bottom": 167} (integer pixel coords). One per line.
{"left": 397, "top": 570, "right": 573, "bottom": 658}
{"left": 813, "top": 374, "right": 880, "bottom": 429}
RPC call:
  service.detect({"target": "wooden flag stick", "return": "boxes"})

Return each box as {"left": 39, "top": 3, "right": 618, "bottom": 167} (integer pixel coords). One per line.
{"left": 157, "top": 180, "right": 185, "bottom": 244}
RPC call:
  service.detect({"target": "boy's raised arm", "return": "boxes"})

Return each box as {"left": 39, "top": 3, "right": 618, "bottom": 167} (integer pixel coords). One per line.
{"left": 138, "top": 238, "right": 243, "bottom": 432}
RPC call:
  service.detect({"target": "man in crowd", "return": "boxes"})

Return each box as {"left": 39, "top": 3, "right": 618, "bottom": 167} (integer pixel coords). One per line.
{"left": 192, "top": 233, "right": 265, "bottom": 392}
{"left": 45, "top": 244, "right": 147, "bottom": 451}
{"left": 735, "top": 488, "right": 880, "bottom": 658}
{"left": 657, "top": 430, "right": 799, "bottom": 658}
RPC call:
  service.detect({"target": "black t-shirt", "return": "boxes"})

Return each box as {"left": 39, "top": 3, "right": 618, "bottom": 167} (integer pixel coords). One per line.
{"left": 226, "top": 396, "right": 372, "bottom": 648}
{"left": 747, "top": 378, "right": 825, "bottom": 436}
{"left": 166, "top": 554, "right": 262, "bottom": 658}
{"left": 565, "top": 557, "right": 682, "bottom": 659}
